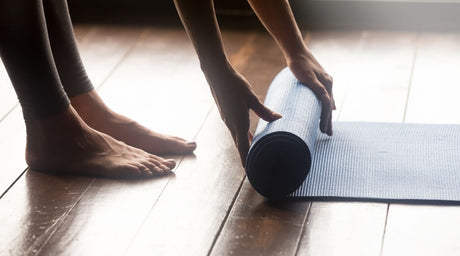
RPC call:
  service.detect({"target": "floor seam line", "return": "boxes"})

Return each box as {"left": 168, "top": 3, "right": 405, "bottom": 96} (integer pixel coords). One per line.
{"left": 379, "top": 203, "right": 391, "bottom": 256}
{"left": 206, "top": 176, "right": 247, "bottom": 256}
{"left": 403, "top": 32, "right": 421, "bottom": 123}
{"left": 293, "top": 201, "right": 312, "bottom": 256}
{"left": 122, "top": 104, "right": 215, "bottom": 256}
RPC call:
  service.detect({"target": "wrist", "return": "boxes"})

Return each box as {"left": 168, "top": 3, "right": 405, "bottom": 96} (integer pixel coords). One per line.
{"left": 284, "top": 47, "right": 312, "bottom": 64}
{"left": 200, "top": 58, "right": 235, "bottom": 81}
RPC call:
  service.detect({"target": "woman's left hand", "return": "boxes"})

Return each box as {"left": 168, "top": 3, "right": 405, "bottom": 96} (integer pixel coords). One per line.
{"left": 287, "top": 51, "right": 335, "bottom": 135}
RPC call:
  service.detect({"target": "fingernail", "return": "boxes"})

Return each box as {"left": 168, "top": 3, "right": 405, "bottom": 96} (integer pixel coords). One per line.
{"left": 187, "top": 141, "right": 197, "bottom": 146}
{"left": 166, "top": 159, "right": 175, "bottom": 162}
{"left": 272, "top": 112, "right": 283, "bottom": 119}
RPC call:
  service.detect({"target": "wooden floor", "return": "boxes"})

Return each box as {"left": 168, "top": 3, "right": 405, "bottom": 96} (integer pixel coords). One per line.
{"left": 1, "top": 25, "right": 460, "bottom": 256}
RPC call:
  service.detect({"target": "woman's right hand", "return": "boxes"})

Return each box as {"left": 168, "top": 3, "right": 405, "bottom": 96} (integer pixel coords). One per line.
{"left": 204, "top": 68, "right": 282, "bottom": 166}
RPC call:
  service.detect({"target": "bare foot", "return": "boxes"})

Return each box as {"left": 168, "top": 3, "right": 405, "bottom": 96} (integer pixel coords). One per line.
{"left": 70, "top": 90, "right": 197, "bottom": 155}
{"left": 25, "top": 106, "right": 176, "bottom": 179}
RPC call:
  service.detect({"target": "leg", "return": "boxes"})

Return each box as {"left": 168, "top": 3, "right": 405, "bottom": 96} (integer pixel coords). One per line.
{"left": 42, "top": 0, "right": 197, "bottom": 155}
{"left": 0, "top": 0, "right": 175, "bottom": 178}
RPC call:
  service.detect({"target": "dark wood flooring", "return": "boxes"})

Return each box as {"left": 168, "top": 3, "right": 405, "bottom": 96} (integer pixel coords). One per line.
{"left": 1, "top": 25, "right": 460, "bottom": 256}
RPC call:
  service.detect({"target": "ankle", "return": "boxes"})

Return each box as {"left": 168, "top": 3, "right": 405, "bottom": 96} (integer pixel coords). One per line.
{"left": 25, "top": 106, "right": 88, "bottom": 149}
{"left": 70, "top": 90, "right": 112, "bottom": 117}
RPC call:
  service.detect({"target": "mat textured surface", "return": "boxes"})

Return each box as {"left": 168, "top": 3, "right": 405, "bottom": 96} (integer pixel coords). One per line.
{"left": 247, "top": 68, "right": 460, "bottom": 202}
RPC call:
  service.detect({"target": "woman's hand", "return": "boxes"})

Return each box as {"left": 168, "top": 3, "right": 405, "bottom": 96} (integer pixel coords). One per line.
{"left": 205, "top": 68, "right": 282, "bottom": 166}
{"left": 287, "top": 52, "right": 335, "bottom": 135}
{"left": 246, "top": 0, "right": 335, "bottom": 136}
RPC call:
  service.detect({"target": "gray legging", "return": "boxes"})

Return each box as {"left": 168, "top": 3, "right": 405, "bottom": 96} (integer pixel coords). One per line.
{"left": 0, "top": 0, "right": 94, "bottom": 121}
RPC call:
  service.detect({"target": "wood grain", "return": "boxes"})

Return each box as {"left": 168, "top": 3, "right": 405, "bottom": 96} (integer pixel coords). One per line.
{"left": 382, "top": 204, "right": 460, "bottom": 256}
{"left": 382, "top": 32, "right": 460, "bottom": 256}
{"left": 0, "top": 108, "right": 26, "bottom": 197}
{"left": 211, "top": 183, "right": 310, "bottom": 256}
{"left": 0, "top": 25, "right": 92, "bottom": 196}
{"left": 36, "top": 27, "right": 248, "bottom": 256}
{"left": 2, "top": 25, "right": 460, "bottom": 256}
{"left": 0, "top": 61, "right": 17, "bottom": 121}
{"left": 300, "top": 202, "right": 388, "bottom": 256}
{"left": 296, "top": 30, "right": 418, "bottom": 256}
{"left": 337, "top": 31, "right": 417, "bottom": 122}
{"left": 405, "top": 32, "right": 460, "bottom": 123}
{"left": 0, "top": 25, "right": 145, "bottom": 255}
{"left": 119, "top": 30, "right": 256, "bottom": 256}
{"left": 210, "top": 31, "right": 307, "bottom": 256}
{"left": 72, "top": 24, "right": 92, "bottom": 43}
{"left": 125, "top": 109, "right": 243, "bottom": 256}
{"left": 77, "top": 25, "right": 146, "bottom": 88}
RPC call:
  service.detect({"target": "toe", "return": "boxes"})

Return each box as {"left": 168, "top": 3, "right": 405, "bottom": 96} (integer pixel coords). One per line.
{"left": 153, "top": 166, "right": 164, "bottom": 174}
{"left": 139, "top": 165, "right": 153, "bottom": 177}
{"left": 170, "top": 139, "right": 197, "bottom": 154}
{"left": 185, "top": 141, "right": 197, "bottom": 151}
{"left": 112, "top": 164, "right": 142, "bottom": 179}
{"left": 163, "top": 159, "right": 176, "bottom": 169}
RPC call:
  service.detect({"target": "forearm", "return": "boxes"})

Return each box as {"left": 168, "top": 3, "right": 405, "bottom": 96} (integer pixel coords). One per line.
{"left": 246, "top": 0, "right": 309, "bottom": 61}
{"left": 173, "top": 0, "right": 231, "bottom": 76}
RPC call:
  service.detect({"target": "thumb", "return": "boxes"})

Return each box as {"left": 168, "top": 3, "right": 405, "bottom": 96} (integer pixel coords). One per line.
{"left": 249, "top": 97, "right": 282, "bottom": 122}
{"left": 237, "top": 131, "right": 250, "bottom": 167}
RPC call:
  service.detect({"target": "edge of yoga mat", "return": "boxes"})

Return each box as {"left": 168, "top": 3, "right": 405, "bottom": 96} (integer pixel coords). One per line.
{"left": 285, "top": 196, "right": 460, "bottom": 206}
{"left": 246, "top": 131, "right": 311, "bottom": 199}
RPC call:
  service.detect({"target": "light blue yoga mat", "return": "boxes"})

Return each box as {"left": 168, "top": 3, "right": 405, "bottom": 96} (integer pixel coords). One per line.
{"left": 246, "top": 68, "right": 460, "bottom": 202}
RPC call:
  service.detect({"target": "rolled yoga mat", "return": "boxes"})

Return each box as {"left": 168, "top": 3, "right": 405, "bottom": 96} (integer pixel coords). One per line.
{"left": 246, "top": 68, "right": 460, "bottom": 202}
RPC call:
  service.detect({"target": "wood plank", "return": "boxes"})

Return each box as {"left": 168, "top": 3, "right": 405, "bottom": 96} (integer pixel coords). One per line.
{"left": 77, "top": 25, "right": 146, "bottom": 88}
{"left": 300, "top": 202, "right": 388, "bottom": 256}
{"left": 125, "top": 109, "right": 244, "bottom": 256}
{"left": 382, "top": 32, "right": 460, "bottom": 256}
{"left": 0, "top": 171, "right": 94, "bottom": 255}
{"left": 211, "top": 183, "right": 310, "bottom": 256}
{"left": 0, "top": 25, "right": 146, "bottom": 254}
{"left": 72, "top": 24, "right": 92, "bottom": 43}
{"left": 337, "top": 31, "right": 417, "bottom": 122}
{"left": 95, "top": 27, "right": 213, "bottom": 140}
{"left": 382, "top": 205, "right": 460, "bottom": 256}
{"left": 405, "top": 33, "right": 460, "bottom": 123}
{"left": 35, "top": 28, "right": 249, "bottom": 255}
{"left": 0, "top": 108, "right": 26, "bottom": 197}
{"left": 0, "top": 24, "right": 130, "bottom": 197}
{"left": 102, "top": 29, "right": 256, "bottom": 256}
{"left": 0, "top": 61, "right": 17, "bottom": 121}
{"left": 296, "top": 30, "right": 418, "bottom": 256}
{"left": 0, "top": 26, "right": 93, "bottom": 197}
{"left": 301, "top": 30, "right": 364, "bottom": 118}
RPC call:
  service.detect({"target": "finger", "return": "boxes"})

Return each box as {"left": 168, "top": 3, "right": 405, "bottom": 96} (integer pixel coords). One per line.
{"left": 248, "top": 96, "right": 282, "bottom": 122}
{"left": 236, "top": 128, "right": 250, "bottom": 167}
{"left": 318, "top": 73, "right": 336, "bottom": 110}
{"left": 327, "top": 116, "right": 333, "bottom": 136}
{"left": 320, "top": 95, "right": 332, "bottom": 135}
{"left": 307, "top": 79, "right": 333, "bottom": 135}
{"left": 320, "top": 98, "right": 332, "bottom": 135}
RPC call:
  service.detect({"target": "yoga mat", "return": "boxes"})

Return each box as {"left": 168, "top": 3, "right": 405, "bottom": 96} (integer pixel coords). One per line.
{"left": 246, "top": 68, "right": 460, "bottom": 202}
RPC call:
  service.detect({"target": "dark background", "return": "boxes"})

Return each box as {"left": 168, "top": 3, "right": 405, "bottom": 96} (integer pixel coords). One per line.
{"left": 68, "top": 0, "right": 460, "bottom": 30}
